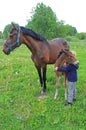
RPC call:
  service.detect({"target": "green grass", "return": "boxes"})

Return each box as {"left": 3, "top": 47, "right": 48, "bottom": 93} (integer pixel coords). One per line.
{"left": 0, "top": 41, "right": 86, "bottom": 130}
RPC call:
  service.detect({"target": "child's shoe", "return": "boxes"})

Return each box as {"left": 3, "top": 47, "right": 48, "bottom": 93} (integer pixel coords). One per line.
{"left": 65, "top": 102, "right": 72, "bottom": 106}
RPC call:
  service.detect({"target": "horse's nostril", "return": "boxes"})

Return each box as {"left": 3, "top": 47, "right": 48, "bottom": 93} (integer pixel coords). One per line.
{"left": 3, "top": 49, "right": 10, "bottom": 55}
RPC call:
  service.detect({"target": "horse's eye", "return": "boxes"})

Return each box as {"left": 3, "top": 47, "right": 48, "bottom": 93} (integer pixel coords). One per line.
{"left": 70, "top": 56, "right": 74, "bottom": 59}
{"left": 10, "top": 34, "right": 13, "bottom": 38}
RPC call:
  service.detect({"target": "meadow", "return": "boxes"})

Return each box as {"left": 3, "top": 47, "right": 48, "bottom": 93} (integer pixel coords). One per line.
{"left": 0, "top": 40, "right": 86, "bottom": 130}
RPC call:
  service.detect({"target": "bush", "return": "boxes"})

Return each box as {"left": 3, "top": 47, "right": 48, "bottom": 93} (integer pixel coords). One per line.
{"left": 65, "top": 36, "right": 79, "bottom": 42}
{"left": 76, "top": 32, "right": 86, "bottom": 40}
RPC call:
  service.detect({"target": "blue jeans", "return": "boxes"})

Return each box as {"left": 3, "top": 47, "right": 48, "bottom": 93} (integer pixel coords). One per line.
{"left": 68, "top": 82, "right": 76, "bottom": 103}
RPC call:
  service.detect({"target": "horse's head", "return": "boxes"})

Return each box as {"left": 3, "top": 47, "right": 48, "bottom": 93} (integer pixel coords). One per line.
{"left": 3, "top": 23, "right": 22, "bottom": 55}
{"left": 57, "top": 49, "right": 79, "bottom": 65}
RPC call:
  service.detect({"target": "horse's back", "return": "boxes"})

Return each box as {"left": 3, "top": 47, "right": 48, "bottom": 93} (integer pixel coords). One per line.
{"left": 48, "top": 38, "right": 69, "bottom": 49}
{"left": 46, "top": 38, "right": 69, "bottom": 64}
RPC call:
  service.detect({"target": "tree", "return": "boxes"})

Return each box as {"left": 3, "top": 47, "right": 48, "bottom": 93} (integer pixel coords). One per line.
{"left": 26, "top": 3, "right": 58, "bottom": 39}
{"left": 76, "top": 32, "right": 86, "bottom": 40}
{"left": 3, "top": 22, "right": 18, "bottom": 39}
{"left": 3, "top": 24, "right": 12, "bottom": 39}
{"left": 65, "top": 24, "right": 77, "bottom": 36}
{"left": 0, "top": 31, "right": 3, "bottom": 39}
{"left": 56, "top": 22, "right": 77, "bottom": 37}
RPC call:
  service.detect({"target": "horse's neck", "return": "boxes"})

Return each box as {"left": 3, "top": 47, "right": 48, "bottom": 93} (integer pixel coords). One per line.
{"left": 56, "top": 58, "right": 66, "bottom": 67}
{"left": 23, "top": 35, "right": 49, "bottom": 56}
{"left": 23, "top": 35, "right": 39, "bottom": 52}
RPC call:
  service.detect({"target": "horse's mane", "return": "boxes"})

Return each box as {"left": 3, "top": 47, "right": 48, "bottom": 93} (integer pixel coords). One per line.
{"left": 57, "top": 50, "right": 63, "bottom": 58}
{"left": 20, "top": 26, "right": 47, "bottom": 42}
{"left": 57, "top": 49, "right": 69, "bottom": 58}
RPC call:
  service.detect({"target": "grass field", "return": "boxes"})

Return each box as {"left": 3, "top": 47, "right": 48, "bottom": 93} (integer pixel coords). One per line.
{"left": 0, "top": 40, "right": 86, "bottom": 130}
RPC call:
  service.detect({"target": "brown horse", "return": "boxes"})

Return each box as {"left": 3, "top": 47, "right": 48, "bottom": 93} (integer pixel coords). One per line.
{"left": 3, "top": 23, "right": 69, "bottom": 95}
{"left": 54, "top": 49, "right": 78, "bottom": 99}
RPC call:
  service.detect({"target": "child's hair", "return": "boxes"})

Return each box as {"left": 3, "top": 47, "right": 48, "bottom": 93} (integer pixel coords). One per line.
{"left": 71, "top": 51, "right": 76, "bottom": 57}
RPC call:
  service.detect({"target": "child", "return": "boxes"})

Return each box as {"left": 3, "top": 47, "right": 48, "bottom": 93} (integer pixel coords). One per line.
{"left": 54, "top": 59, "right": 79, "bottom": 106}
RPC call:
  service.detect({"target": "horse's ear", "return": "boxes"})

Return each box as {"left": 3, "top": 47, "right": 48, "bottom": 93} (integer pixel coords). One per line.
{"left": 62, "top": 49, "right": 68, "bottom": 54}
{"left": 11, "top": 22, "right": 18, "bottom": 30}
{"left": 57, "top": 49, "right": 63, "bottom": 58}
{"left": 65, "top": 49, "right": 69, "bottom": 51}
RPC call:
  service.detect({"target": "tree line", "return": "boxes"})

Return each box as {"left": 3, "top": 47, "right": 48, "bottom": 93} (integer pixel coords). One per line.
{"left": 1, "top": 3, "right": 86, "bottom": 40}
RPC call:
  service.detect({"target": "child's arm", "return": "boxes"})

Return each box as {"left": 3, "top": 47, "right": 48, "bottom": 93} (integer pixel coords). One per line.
{"left": 54, "top": 67, "right": 59, "bottom": 71}
{"left": 54, "top": 66, "right": 66, "bottom": 72}
{"left": 54, "top": 65, "right": 71, "bottom": 72}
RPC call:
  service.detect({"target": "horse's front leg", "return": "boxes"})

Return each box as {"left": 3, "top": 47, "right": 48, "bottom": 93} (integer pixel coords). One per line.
{"left": 31, "top": 56, "right": 43, "bottom": 87}
{"left": 54, "top": 76, "right": 59, "bottom": 99}
{"left": 36, "top": 67, "right": 43, "bottom": 87}
{"left": 42, "top": 66, "right": 47, "bottom": 95}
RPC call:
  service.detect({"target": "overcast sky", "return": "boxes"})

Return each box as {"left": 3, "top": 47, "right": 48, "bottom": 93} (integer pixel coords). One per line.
{"left": 0, "top": 0, "right": 86, "bottom": 32}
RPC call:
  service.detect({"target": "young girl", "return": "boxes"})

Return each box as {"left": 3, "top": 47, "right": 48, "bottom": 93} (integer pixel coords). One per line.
{"left": 54, "top": 52, "right": 79, "bottom": 106}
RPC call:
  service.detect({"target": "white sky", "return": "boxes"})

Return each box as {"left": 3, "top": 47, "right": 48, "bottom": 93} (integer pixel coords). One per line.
{"left": 0, "top": 0, "right": 86, "bottom": 32}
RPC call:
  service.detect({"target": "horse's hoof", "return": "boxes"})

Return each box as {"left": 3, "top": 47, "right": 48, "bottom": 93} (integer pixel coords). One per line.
{"left": 38, "top": 93, "right": 46, "bottom": 99}
{"left": 37, "top": 91, "right": 46, "bottom": 99}
{"left": 41, "top": 91, "right": 46, "bottom": 95}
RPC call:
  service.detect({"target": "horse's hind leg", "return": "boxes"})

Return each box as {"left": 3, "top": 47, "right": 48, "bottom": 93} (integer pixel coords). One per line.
{"left": 42, "top": 66, "right": 47, "bottom": 94}
{"left": 54, "top": 77, "right": 59, "bottom": 99}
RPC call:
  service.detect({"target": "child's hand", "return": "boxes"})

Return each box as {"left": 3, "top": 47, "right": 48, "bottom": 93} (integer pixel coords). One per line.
{"left": 54, "top": 67, "right": 58, "bottom": 71}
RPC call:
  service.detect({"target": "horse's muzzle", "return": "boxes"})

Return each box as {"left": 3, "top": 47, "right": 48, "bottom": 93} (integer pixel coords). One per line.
{"left": 3, "top": 49, "right": 10, "bottom": 55}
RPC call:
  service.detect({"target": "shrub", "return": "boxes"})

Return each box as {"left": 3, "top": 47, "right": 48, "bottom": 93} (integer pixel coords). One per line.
{"left": 76, "top": 32, "right": 86, "bottom": 40}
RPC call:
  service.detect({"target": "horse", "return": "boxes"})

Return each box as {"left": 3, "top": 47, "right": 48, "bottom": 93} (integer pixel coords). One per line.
{"left": 54, "top": 49, "right": 78, "bottom": 99}
{"left": 3, "top": 23, "right": 69, "bottom": 95}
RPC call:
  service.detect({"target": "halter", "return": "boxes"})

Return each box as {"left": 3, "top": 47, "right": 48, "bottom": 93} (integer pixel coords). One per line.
{"left": 4, "top": 26, "right": 21, "bottom": 51}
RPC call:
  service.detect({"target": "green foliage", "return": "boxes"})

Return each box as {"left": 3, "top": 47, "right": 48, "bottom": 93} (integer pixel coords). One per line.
{"left": 0, "top": 40, "right": 86, "bottom": 130}
{"left": 26, "top": 3, "right": 77, "bottom": 39}
{"left": 65, "top": 36, "right": 79, "bottom": 42}
{"left": 56, "top": 23, "right": 77, "bottom": 38}
{"left": 3, "top": 23, "right": 18, "bottom": 39}
{"left": 0, "top": 31, "right": 3, "bottom": 39}
{"left": 76, "top": 32, "right": 86, "bottom": 40}
{"left": 3, "top": 24, "right": 12, "bottom": 39}
{"left": 65, "top": 25, "right": 77, "bottom": 36}
{"left": 3, "top": 3, "right": 78, "bottom": 40}
{"left": 0, "top": 39, "right": 5, "bottom": 46}
{"left": 26, "top": 3, "right": 58, "bottom": 39}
